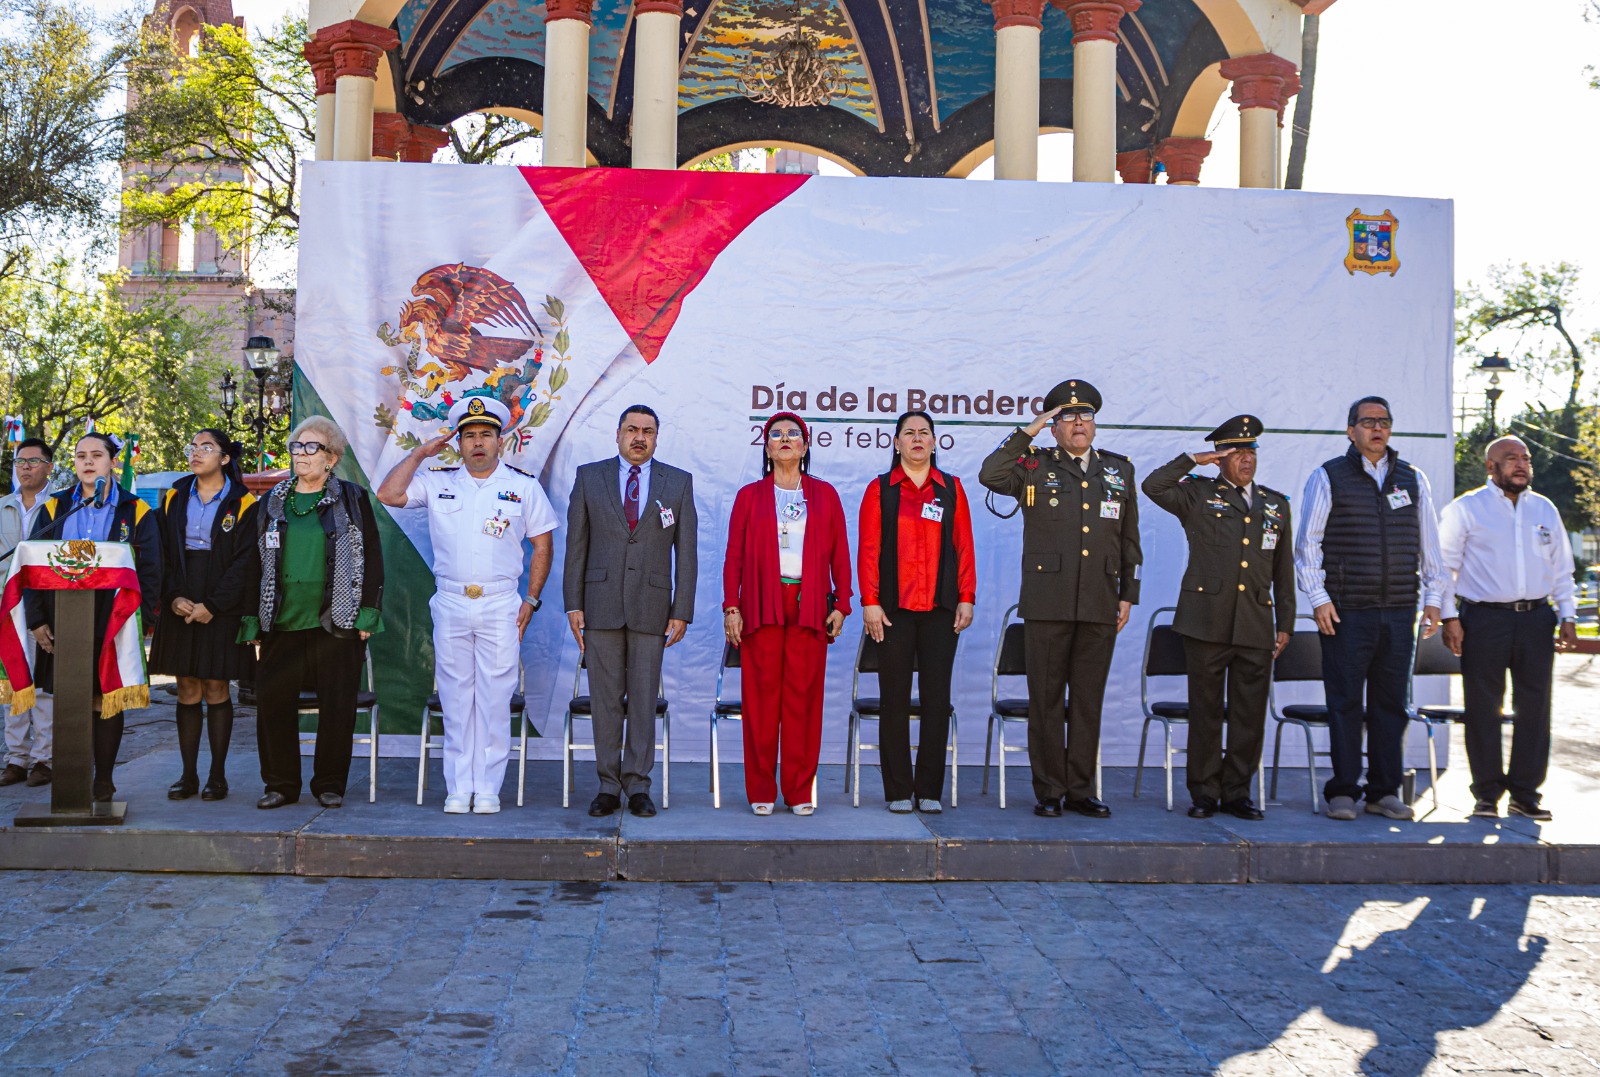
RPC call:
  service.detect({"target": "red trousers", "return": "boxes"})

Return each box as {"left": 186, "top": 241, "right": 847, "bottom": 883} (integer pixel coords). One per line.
{"left": 740, "top": 582, "right": 828, "bottom": 806}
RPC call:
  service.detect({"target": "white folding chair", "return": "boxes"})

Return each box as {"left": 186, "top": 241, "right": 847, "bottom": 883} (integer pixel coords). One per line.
{"left": 845, "top": 632, "right": 958, "bottom": 808}
{"left": 563, "top": 650, "right": 670, "bottom": 808}
{"left": 416, "top": 668, "right": 538, "bottom": 806}
{"left": 297, "top": 649, "right": 380, "bottom": 803}
{"left": 1134, "top": 607, "right": 1190, "bottom": 811}
{"left": 1269, "top": 618, "right": 1332, "bottom": 813}
{"left": 1408, "top": 624, "right": 1515, "bottom": 817}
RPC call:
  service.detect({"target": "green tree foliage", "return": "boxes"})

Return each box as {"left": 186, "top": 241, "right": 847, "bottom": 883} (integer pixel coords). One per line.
{"left": 0, "top": 252, "right": 230, "bottom": 472}
{"left": 122, "top": 15, "right": 313, "bottom": 258}
{"left": 442, "top": 113, "right": 542, "bottom": 164}
{"left": 0, "top": 0, "right": 128, "bottom": 278}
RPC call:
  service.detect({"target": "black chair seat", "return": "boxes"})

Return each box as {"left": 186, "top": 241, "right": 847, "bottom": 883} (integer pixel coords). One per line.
{"left": 1280, "top": 704, "right": 1329, "bottom": 723}
{"left": 426, "top": 692, "right": 525, "bottom": 713}
{"left": 714, "top": 701, "right": 743, "bottom": 716}
{"left": 853, "top": 697, "right": 928, "bottom": 717}
{"left": 993, "top": 698, "right": 1029, "bottom": 719}
{"left": 569, "top": 695, "right": 668, "bottom": 717}
{"left": 1417, "top": 706, "right": 1514, "bottom": 724}
{"left": 300, "top": 690, "right": 377, "bottom": 710}
{"left": 1150, "top": 701, "right": 1190, "bottom": 721}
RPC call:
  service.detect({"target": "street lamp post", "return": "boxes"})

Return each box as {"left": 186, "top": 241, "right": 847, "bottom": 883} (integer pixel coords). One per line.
{"left": 1476, "top": 351, "right": 1515, "bottom": 436}
{"left": 239, "top": 335, "right": 289, "bottom": 472}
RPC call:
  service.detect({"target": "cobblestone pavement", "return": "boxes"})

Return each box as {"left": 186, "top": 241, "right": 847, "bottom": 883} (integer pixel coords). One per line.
{"left": 3, "top": 874, "right": 1600, "bottom": 1076}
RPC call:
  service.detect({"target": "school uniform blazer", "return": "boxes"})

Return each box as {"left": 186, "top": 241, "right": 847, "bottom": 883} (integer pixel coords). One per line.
{"left": 156, "top": 476, "right": 261, "bottom": 618}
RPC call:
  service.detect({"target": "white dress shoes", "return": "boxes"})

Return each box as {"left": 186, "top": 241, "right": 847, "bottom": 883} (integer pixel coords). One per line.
{"left": 443, "top": 793, "right": 472, "bottom": 814}
{"left": 473, "top": 794, "right": 501, "bottom": 814}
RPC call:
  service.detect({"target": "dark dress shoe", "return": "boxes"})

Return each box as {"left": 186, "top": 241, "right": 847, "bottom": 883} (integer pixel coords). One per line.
{"left": 201, "top": 780, "right": 228, "bottom": 801}
{"left": 26, "top": 762, "right": 52, "bottom": 787}
{"left": 1188, "top": 800, "right": 1217, "bottom": 819}
{"left": 256, "top": 792, "right": 293, "bottom": 810}
{"left": 1221, "top": 799, "right": 1265, "bottom": 821}
{"left": 168, "top": 777, "right": 199, "bottom": 800}
{"left": 1033, "top": 798, "right": 1062, "bottom": 818}
{"left": 588, "top": 793, "right": 621, "bottom": 817}
{"left": 92, "top": 780, "right": 116, "bottom": 804}
{"left": 0, "top": 763, "right": 27, "bottom": 786}
{"left": 628, "top": 792, "right": 658, "bottom": 818}
{"left": 317, "top": 791, "right": 343, "bottom": 808}
{"left": 1063, "top": 796, "right": 1112, "bottom": 818}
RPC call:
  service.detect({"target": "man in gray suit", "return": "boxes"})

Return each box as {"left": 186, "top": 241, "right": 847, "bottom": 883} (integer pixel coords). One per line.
{"left": 565, "top": 405, "right": 698, "bottom": 818}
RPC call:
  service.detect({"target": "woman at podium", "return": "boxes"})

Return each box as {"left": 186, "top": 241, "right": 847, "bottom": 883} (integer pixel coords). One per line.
{"left": 25, "top": 432, "right": 162, "bottom": 803}
{"left": 150, "top": 428, "right": 259, "bottom": 802}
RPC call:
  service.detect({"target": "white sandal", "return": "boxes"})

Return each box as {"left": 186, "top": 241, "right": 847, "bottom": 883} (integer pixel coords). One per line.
{"left": 751, "top": 802, "right": 774, "bottom": 816}
{"left": 791, "top": 803, "right": 815, "bottom": 816}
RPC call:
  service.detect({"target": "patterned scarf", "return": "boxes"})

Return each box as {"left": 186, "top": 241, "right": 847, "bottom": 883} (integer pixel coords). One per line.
{"left": 257, "top": 475, "right": 365, "bottom": 632}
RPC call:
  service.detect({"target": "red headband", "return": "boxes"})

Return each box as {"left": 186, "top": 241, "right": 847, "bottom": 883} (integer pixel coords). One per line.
{"left": 762, "top": 411, "right": 810, "bottom": 443}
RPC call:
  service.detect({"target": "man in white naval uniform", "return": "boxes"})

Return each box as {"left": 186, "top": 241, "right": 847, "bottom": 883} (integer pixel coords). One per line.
{"left": 377, "top": 394, "right": 558, "bottom": 814}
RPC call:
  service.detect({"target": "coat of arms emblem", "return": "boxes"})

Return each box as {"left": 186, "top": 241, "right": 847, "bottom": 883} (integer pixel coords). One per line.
{"left": 1345, "top": 209, "right": 1400, "bottom": 276}
{"left": 48, "top": 539, "right": 101, "bottom": 583}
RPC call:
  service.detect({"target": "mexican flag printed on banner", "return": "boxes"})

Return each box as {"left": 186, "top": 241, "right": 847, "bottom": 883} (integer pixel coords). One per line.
{"left": 0, "top": 539, "right": 149, "bottom": 717}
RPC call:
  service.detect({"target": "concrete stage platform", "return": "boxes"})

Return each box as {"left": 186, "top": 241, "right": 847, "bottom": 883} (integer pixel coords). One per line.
{"left": 4, "top": 746, "right": 1596, "bottom": 884}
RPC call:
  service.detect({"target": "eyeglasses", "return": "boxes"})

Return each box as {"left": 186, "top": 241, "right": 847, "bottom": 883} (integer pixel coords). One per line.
{"left": 183, "top": 444, "right": 221, "bottom": 459}
{"left": 1353, "top": 418, "right": 1393, "bottom": 430}
{"left": 288, "top": 441, "right": 327, "bottom": 456}
{"left": 767, "top": 430, "right": 805, "bottom": 442}
{"left": 13, "top": 458, "right": 49, "bottom": 468}
{"left": 1053, "top": 411, "right": 1096, "bottom": 424}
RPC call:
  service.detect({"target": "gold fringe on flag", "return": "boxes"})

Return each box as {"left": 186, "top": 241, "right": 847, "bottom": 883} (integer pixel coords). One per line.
{"left": 99, "top": 685, "right": 149, "bottom": 718}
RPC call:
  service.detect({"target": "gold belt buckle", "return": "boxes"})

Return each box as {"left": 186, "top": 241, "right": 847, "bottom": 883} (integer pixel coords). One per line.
{"left": 464, "top": 583, "right": 484, "bottom": 599}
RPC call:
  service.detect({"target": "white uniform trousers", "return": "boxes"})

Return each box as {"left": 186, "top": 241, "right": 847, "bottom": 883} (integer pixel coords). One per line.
{"left": 5, "top": 634, "right": 53, "bottom": 767}
{"left": 431, "top": 587, "right": 521, "bottom": 797}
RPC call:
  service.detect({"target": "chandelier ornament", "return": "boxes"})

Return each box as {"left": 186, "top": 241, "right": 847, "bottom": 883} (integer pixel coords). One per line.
{"left": 737, "top": 3, "right": 844, "bottom": 109}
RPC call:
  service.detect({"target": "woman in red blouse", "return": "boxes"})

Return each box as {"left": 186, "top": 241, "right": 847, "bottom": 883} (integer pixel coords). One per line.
{"left": 857, "top": 411, "right": 977, "bottom": 813}
{"left": 723, "top": 412, "right": 852, "bottom": 815}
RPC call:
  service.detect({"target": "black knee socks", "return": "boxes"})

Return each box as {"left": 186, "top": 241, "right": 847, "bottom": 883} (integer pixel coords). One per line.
{"left": 176, "top": 702, "right": 204, "bottom": 781}
{"left": 205, "top": 700, "right": 234, "bottom": 783}
{"left": 93, "top": 712, "right": 124, "bottom": 787}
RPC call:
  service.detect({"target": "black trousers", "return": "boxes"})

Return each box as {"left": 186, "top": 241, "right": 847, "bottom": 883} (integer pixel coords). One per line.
{"left": 256, "top": 629, "right": 366, "bottom": 799}
{"left": 1319, "top": 606, "right": 1415, "bottom": 802}
{"left": 1459, "top": 602, "right": 1555, "bottom": 806}
{"left": 1024, "top": 619, "right": 1117, "bottom": 802}
{"left": 1182, "top": 636, "right": 1271, "bottom": 805}
{"left": 875, "top": 607, "right": 960, "bottom": 802}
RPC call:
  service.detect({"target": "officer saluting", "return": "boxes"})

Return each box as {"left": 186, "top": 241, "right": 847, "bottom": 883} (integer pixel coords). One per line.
{"left": 377, "top": 391, "right": 559, "bottom": 815}
{"left": 980, "top": 379, "right": 1141, "bottom": 818}
{"left": 1142, "top": 415, "right": 1295, "bottom": 821}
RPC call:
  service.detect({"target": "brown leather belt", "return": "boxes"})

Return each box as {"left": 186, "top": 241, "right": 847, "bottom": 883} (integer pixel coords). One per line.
{"left": 1461, "top": 597, "right": 1548, "bottom": 613}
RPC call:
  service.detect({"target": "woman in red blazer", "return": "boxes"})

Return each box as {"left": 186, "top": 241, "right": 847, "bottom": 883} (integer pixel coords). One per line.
{"left": 723, "top": 412, "right": 852, "bottom": 815}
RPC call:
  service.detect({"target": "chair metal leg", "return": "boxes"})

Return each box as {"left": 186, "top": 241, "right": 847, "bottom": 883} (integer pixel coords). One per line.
{"left": 850, "top": 712, "right": 861, "bottom": 808}
{"left": 369, "top": 709, "right": 379, "bottom": 804}
{"left": 1301, "top": 722, "right": 1319, "bottom": 813}
{"left": 1133, "top": 717, "right": 1152, "bottom": 798}
{"left": 561, "top": 710, "right": 572, "bottom": 809}
{"left": 843, "top": 714, "right": 854, "bottom": 795}
{"left": 1270, "top": 721, "right": 1286, "bottom": 799}
{"left": 997, "top": 720, "right": 1008, "bottom": 809}
{"left": 1256, "top": 755, "right": 1266, "bottom": 810}
{"left": 949, "top": 711, "right": 958, "bottom": 809}
{"left": 518, "top": 713, "right": 528, "bottom": 808}
{"left": 711, "top": 716, "right": 722, "bottom": 810}
{"left": 662, "top": 710, "right": 670, "bottom": 810}
{"left": 417, "top": 706, "right": 430, "bottom": 806}
{"left": 1095, "top": 743, "right": 1102, "bottom": 801}
{"left": 1425, "top": 720, "right": 1440, "bottom": 817}
{"left": 1162, "top": 722, "right": 1174, "bottom": 812}
{"left": 982, "top": 714, "right": 995, "bottom": 796}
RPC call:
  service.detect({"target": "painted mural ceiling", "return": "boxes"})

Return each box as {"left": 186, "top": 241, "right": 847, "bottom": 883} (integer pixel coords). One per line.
{"left": 393, "top": 0, "right": 1227, "bottom": 175}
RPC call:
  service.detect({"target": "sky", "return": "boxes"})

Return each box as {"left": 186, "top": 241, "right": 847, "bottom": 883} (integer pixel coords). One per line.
{"left": 120, "top": 0, "right": 1600, "bottom": 414}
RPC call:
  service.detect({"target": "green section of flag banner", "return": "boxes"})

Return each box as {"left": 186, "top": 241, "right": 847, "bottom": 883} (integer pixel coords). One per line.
{"left": 294, "top": 367, "right": 433, "bottom": 739}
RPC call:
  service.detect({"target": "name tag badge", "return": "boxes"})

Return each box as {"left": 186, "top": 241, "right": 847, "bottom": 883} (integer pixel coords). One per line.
{"left": 437, "top": 492, "right": 456, "bottom": 500}
{"left": 483, "top": 512, "right": 510, "bottom": 539}
{"left": 1387, "top": 488, "right": 1413, "bottom": 510}
{"left": 1100, "top": 501, "right": 1121, "bottom": 520}
{"left": 1263, "top": 532, "right": 1279, "bottom": 551}
{"left": 265, "top": 530, "right": 281, "bottom": 549}
{"left": 659, "top": 503, "right": 675, "bottom": 528}
{"left": 921, "top": 502, "right": 945, "bottom": 523}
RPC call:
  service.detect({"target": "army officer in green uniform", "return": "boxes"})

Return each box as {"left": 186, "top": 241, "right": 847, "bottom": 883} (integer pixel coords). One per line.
{"left": 1142, "top": 415, "right": 1295, "bottom": 820}
{"left": 980, "top": 379, "right": 1142, "bottom": 818}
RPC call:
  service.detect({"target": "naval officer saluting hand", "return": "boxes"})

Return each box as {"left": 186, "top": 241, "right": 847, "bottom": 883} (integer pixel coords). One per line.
{"left": 1142, "top": 415, "right": 1295, "bottom": 821}
{"left": 377, "top": 392, "right": 559, "bottom": 815}
{"left": 980, "top": 379, "right": 1142, "bottom": 819}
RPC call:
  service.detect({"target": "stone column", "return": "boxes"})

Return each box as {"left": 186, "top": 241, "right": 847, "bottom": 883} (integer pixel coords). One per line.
{"left": 327, "top": 21, "right": 399, "bottom": 163}
{"left": 1154, "top": 136, "right": 1210, "bottom": 186}
{"left": 1056, "top": 0, "right": 1140, "bottom": 183}
{"left": 1115, "top": 149, "right": 1152, "bottom": 183}
{"left": 303, "top": 33, "right": 337, "bottom": 162}
{"left": 401, "top": 125, "right": 453, "bottom": 162}
{"left": 543, "top": 0, "right": 594, "bottom": 168}
{"left": 1218, "top": 54, "right": 1298, "bottom": 189}
{"left": 371, "top": 112, "right": 409, "bottom": 161}
{"left": 631, "top": 0, "right": 683, "bottom": 169}
{"left": 988, "top": 0, "right": 1044, "bottom": 181}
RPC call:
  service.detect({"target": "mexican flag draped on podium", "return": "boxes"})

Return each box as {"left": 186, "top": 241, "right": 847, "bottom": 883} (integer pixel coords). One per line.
{"left": 0, "top": 540, "right": 149, "bottom": 717}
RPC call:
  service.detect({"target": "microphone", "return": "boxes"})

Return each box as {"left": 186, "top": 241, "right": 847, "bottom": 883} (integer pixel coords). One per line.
{"left": 91, "top": 476, "right": 108, "bottom": 508}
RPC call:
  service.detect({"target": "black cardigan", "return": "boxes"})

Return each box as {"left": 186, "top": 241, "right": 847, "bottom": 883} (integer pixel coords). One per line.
{"left": 155, "top": 475, "right": 260, "bottom": 618}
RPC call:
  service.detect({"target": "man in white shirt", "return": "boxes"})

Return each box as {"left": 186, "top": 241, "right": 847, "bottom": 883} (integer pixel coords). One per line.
{"left": 0, "top": 438, "right": 56, "bottom": 788}
{"left": 377, "top": 393, "right": 558, "bottom": 815}
{"left": 1439, "top": 435, "right": 1578, "bottom": 821}
{"left": 1294, "top": 396, "right": 1446, "bottom": 822}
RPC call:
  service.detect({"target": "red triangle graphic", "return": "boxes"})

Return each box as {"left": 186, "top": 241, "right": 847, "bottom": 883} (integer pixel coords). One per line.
{"left": 520, "top": 167, "right": 809, "bottom": 362}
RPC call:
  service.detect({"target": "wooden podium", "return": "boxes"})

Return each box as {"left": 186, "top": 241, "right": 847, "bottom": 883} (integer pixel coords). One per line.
{"left": 2, "top": 539, "right": 146, "bottom": 826}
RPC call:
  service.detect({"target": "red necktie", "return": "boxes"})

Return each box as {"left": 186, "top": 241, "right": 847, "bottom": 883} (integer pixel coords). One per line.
{"left": 625, "top": 465, "right": 640, "bottom": 531}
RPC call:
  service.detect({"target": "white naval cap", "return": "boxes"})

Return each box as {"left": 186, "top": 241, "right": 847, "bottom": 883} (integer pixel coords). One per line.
{"left": 447, "top": 394, "right": 511, "bottom": 434}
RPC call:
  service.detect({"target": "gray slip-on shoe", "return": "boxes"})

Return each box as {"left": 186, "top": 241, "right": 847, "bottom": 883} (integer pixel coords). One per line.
{"left": 1325, "top": 795, "right": 1359, "bottom": 821}
{"left": 1365, "top": 794, "right": 1414, "bottom": 821}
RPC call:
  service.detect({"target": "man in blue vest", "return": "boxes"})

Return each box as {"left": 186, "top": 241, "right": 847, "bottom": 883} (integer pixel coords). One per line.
{"left": 1294, "top": 396, "right": 1445, "bottom": 821}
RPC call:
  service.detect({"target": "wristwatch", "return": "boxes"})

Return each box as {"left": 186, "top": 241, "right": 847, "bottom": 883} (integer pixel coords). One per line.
{"left": 526, "top": 595, "right": 542, "bottom": 612}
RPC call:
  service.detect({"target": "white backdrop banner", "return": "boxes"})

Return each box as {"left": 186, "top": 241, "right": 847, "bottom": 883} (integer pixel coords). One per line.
{"left": 297, "top": 163, "right": 1454, "bottom": 768}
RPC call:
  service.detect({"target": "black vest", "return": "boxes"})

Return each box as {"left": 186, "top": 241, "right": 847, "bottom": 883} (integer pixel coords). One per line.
{"left": 1321, "top": 444, "right": 1421, "bottom": 610}
{"left": 877, "top": 470, "right": 959, "bottom": 612}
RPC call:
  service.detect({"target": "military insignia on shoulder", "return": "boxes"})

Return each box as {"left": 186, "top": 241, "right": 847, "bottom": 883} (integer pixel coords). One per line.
{"left": 428, "top": 465, "right": 460, "bottom": 472}
{"left": 1096, "top": 448, "right": 1129, "bottom": 462}
{"left": 505, "top": 464, "right": 536, "bottom": 478}
{"left": 1021, "top": 457, "right": 1039, "bottom": 471}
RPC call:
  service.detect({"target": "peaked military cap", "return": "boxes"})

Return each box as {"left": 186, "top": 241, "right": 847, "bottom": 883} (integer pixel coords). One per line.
{"left": 1043, "top": 379, "right": 1102, "bottom": 414}
{"left": 1205, "top": 414, "right": 1262, "bottom": 450}
{"left": 447, "top": 393, "right": 510, "bottom": 433}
